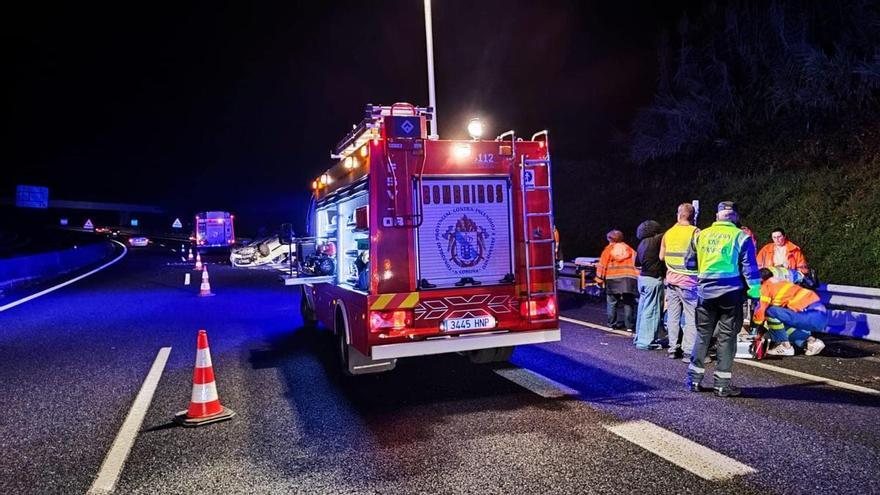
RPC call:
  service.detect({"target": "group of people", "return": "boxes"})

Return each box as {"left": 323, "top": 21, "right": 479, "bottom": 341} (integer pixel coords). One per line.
{"left": 594, "top": 201, "right": 828, "bottom": 397}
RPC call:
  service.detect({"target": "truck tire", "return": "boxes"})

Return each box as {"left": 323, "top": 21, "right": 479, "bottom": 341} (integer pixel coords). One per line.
{"left": 300, "top": 287, "right": 317, "bottom": 328}
{"left": 335, "top": 309, "right": 353, "bottom": 376}
{"left": 467, "top": 346, "right": 515, "bottom": 364}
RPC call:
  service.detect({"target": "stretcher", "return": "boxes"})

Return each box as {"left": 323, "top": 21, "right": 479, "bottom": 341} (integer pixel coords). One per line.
{"left": 557, "top": 258, "right": 603, "bottom": 300}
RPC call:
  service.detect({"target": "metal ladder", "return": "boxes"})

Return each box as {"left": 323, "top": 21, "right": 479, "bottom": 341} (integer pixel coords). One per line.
{"left": 519, "top": 131, "right": 556, "bottom": 320}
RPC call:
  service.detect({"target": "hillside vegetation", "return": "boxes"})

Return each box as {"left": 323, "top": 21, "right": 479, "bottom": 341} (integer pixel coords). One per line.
{"left": 555, "top": 0, "right": 880, "bottom": 287}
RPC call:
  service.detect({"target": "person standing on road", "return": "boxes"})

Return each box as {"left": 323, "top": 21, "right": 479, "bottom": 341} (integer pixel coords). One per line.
{"left": 757, "top": 228, "right": 809, "bottom": 275}
{"left": 596, "top": 229, "right": 638, "bottom": 331}
{"left": 634, "top": 220, "right": 666, "bottom": 350}
{"left": 687, "top": 201, "right": 761, "bottom": 397}
{"left": 752, "top": 268, "right": 827, "bottom": 356}
{"left": 659, "top": 203, "right": 700, "bottom": 360}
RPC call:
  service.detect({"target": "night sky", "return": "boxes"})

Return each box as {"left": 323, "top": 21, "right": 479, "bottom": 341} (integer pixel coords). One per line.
{"left": 5, "top": 1, "right": 691, "bottom": 234}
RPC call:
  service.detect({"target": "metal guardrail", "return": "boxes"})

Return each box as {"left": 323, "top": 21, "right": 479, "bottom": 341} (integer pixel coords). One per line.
{"left": 558, "top": 258, "right": 880, "bottom": 343}
{"left": 818, "top": 283, "right": 880, "bottom": 343}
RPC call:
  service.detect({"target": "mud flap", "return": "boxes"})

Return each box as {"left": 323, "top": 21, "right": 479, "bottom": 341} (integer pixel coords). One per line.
{"left": 347, "top": 344, "right": 397, "bottom": 375}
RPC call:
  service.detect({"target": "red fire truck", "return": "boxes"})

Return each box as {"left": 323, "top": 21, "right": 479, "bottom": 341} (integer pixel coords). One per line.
{"left": 298, "top": 103, "right": 559, "bottom": 374}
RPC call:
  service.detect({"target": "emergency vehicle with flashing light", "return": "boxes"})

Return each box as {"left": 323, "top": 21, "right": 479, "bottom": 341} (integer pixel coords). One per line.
{"left": 295, "top": 103, "right": 560, "bottom": 375}
{"left": 193, "top": 211, "right": 236, "bottom": 249}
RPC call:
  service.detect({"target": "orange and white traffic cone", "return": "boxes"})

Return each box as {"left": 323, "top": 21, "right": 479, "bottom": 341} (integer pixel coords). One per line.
{"left": 187, "top": 248, "right": 194, "bottom": 261}
{"left": 174, "top": 329, "right": 234, "bottom": 427}
{"left": 194, "top": 252, "right": 203, "bottom": 271}
{"left": 197, "top": 266, "right": 214, "bottom": 297}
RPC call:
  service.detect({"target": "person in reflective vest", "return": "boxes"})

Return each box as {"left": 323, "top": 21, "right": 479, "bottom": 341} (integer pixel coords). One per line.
{"left": 660, "top": 203, "right": 700, "bottom": 360}
{"left": 687, "top": 201, "right": 761, "bottom": 398}
{"left": 753, "top": 268, "right": 827, "bottom": 356}
{"left": 757, "top": 228, "right": 809, "bottom": 275}
{"left": 596, "top": 229, "right": 638, "bottom": 331}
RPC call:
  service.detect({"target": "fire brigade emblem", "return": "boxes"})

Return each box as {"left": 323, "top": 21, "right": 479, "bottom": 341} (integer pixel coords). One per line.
{"left": 443, "top": 215, "right": 488, "bottom": 268}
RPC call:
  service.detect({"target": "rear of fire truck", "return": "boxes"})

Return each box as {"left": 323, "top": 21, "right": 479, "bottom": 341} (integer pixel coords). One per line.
{"left": 302, "top": 103, "right": 559, "bottom": 375}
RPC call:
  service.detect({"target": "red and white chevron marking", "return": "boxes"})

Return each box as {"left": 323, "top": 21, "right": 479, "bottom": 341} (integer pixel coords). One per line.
{"left": 415, "top": 294, "right": 516, "bottom": 321}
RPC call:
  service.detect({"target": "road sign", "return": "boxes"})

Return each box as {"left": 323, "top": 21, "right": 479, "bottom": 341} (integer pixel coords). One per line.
{"left": 83, "top": 219, "right": 94, "bottom": 230}
{"left": 131, "top": 218, "right": 139, "bottom": 227}
{"left": 172, "top": 218, "right": 183, "bottom": 229}
{"left": 522, "top": 169, "right": 535, "bottom": 190}
{"left": 15, "top": 185, "right": 49, "bottom": 209}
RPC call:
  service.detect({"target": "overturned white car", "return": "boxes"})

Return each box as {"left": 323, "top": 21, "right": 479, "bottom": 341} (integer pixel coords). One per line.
{"left": 229, "top": 235, "right": 292, "bottom": 267}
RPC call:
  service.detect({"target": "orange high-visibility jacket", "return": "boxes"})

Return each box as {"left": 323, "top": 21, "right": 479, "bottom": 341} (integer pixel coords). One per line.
{"left": 596, "top": 242, "right": 639, "bottom": 282}
{"left": 757, "top": 241, "right": 808, "bottom": 274}
{"left": 753, "top": 279, "right": 820, "bottom": 325}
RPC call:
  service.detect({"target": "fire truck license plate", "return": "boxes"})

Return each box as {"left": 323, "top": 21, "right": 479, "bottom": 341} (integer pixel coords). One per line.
{"left": 441, "top": 316, "right": 496, "bottom": 332}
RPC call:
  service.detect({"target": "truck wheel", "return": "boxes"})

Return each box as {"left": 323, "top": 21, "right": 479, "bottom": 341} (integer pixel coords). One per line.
{"left": 335, "top": 309, "right": 353, "bottom": 376}
{"left": 467, "top": 346, "right": 515, "bottom": 364}
{"left": 300, "top": 288, "right": 317, "bottom": 328}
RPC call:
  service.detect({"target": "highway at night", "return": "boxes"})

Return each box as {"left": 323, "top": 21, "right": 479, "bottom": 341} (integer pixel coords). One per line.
{"left": 1, "top": 245, "right": 877, "bottom": 494}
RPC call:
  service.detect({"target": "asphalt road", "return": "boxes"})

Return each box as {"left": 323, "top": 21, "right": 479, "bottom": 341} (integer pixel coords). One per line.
{"left": 1, "top": 247, "right": 878, "bottom": 494}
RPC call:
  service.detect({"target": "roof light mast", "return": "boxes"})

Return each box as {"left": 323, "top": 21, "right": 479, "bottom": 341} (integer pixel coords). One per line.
{"left": 424, "top": 0, "right": 439, "bottom": 140}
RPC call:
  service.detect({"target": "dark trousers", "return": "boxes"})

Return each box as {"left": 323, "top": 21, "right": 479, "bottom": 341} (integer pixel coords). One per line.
{"left": 688, "top": 290, "right": 743, "bottom": 388}
{"left": 606, "top": 292, "right": 636, "bottom": 330}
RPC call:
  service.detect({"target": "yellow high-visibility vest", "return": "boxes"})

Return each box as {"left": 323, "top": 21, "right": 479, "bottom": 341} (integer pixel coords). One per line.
{"left": 663, "top": 224, "right": 698, "bottom": 276}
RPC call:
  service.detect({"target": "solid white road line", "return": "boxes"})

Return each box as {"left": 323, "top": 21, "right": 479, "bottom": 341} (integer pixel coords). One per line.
{"left": 0, "top": 240, "right": 128, "bottom": 313}
{"left": 87, "top": 347, "right": 171, "bottom": 495}
{"left": 560, "top": 315, "right": 880, "bottom": 397}
{"left": 494, "top": 367, "right": 579, "bottom": 398}
{"left": 734, "top": 358, "right": 880, "bottom": 397}
{"left": 559, "top": 315, "right": 631, "bottom": 337}
{"left": 605, "top": 420, "right": 756, "bottom": 481}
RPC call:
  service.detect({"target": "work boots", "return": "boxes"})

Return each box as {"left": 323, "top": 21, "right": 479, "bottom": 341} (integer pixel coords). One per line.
{"left": 713, "top": 385, "right": 742, "bottom": 397}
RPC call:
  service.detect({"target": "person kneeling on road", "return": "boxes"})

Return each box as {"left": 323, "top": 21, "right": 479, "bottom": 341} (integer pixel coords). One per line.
{"left": 753, "top": 268, "right": 827, "bottom": 357}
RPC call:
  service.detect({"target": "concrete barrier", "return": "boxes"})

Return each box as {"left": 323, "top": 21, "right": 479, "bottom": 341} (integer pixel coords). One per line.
{"left": 818, "top": 283, "right": 880, "bottom": 343}
{"left": 0, "top": 241, "right": 115, "bottom": 288}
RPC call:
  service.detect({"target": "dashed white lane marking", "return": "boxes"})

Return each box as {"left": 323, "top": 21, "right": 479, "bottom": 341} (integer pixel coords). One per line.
{"left": 494, "top": 367, "right": 579, "bottom": 398}
{"left": 559, "top": 315, "right": 631, "bottom": 337}
{"left": 0, "top": 240, "right": 128, "bottom": 313}
{"left": 734, "top": 358, "right": 880, "bottom": 397}
{"left": 604, "top": 420, "right": 756, "bottom": 481}
{"left": 87, "top": 347, "right": 171, "bottom": 495}
{"left": 560, "top": 315, "right": 880, "bottom": 397}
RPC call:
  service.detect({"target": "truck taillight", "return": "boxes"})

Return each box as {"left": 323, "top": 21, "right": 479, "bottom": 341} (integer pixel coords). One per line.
{"left": 520, "top": 295, "right": 557, "bottom": 319}
{"left": 369, "top": 310, "right": 412, "bottom": 333}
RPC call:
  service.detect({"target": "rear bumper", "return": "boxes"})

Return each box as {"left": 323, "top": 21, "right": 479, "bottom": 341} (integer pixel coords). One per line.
{"left": 370, "top": 329, "right": 560, "bottom": 360}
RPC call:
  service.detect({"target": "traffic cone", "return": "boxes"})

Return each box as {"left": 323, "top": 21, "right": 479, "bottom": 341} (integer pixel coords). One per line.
{"left": 174, "top": 329, "right": 235, "bottom": 427}
{"left": 194, "top": 252, "right": 203, "bottom": 271}
{"left": 187, "top": 248, "right": 194, "bottom": 261}
{"left": 198, "top": 267, "right": 214, "bottom": 297}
